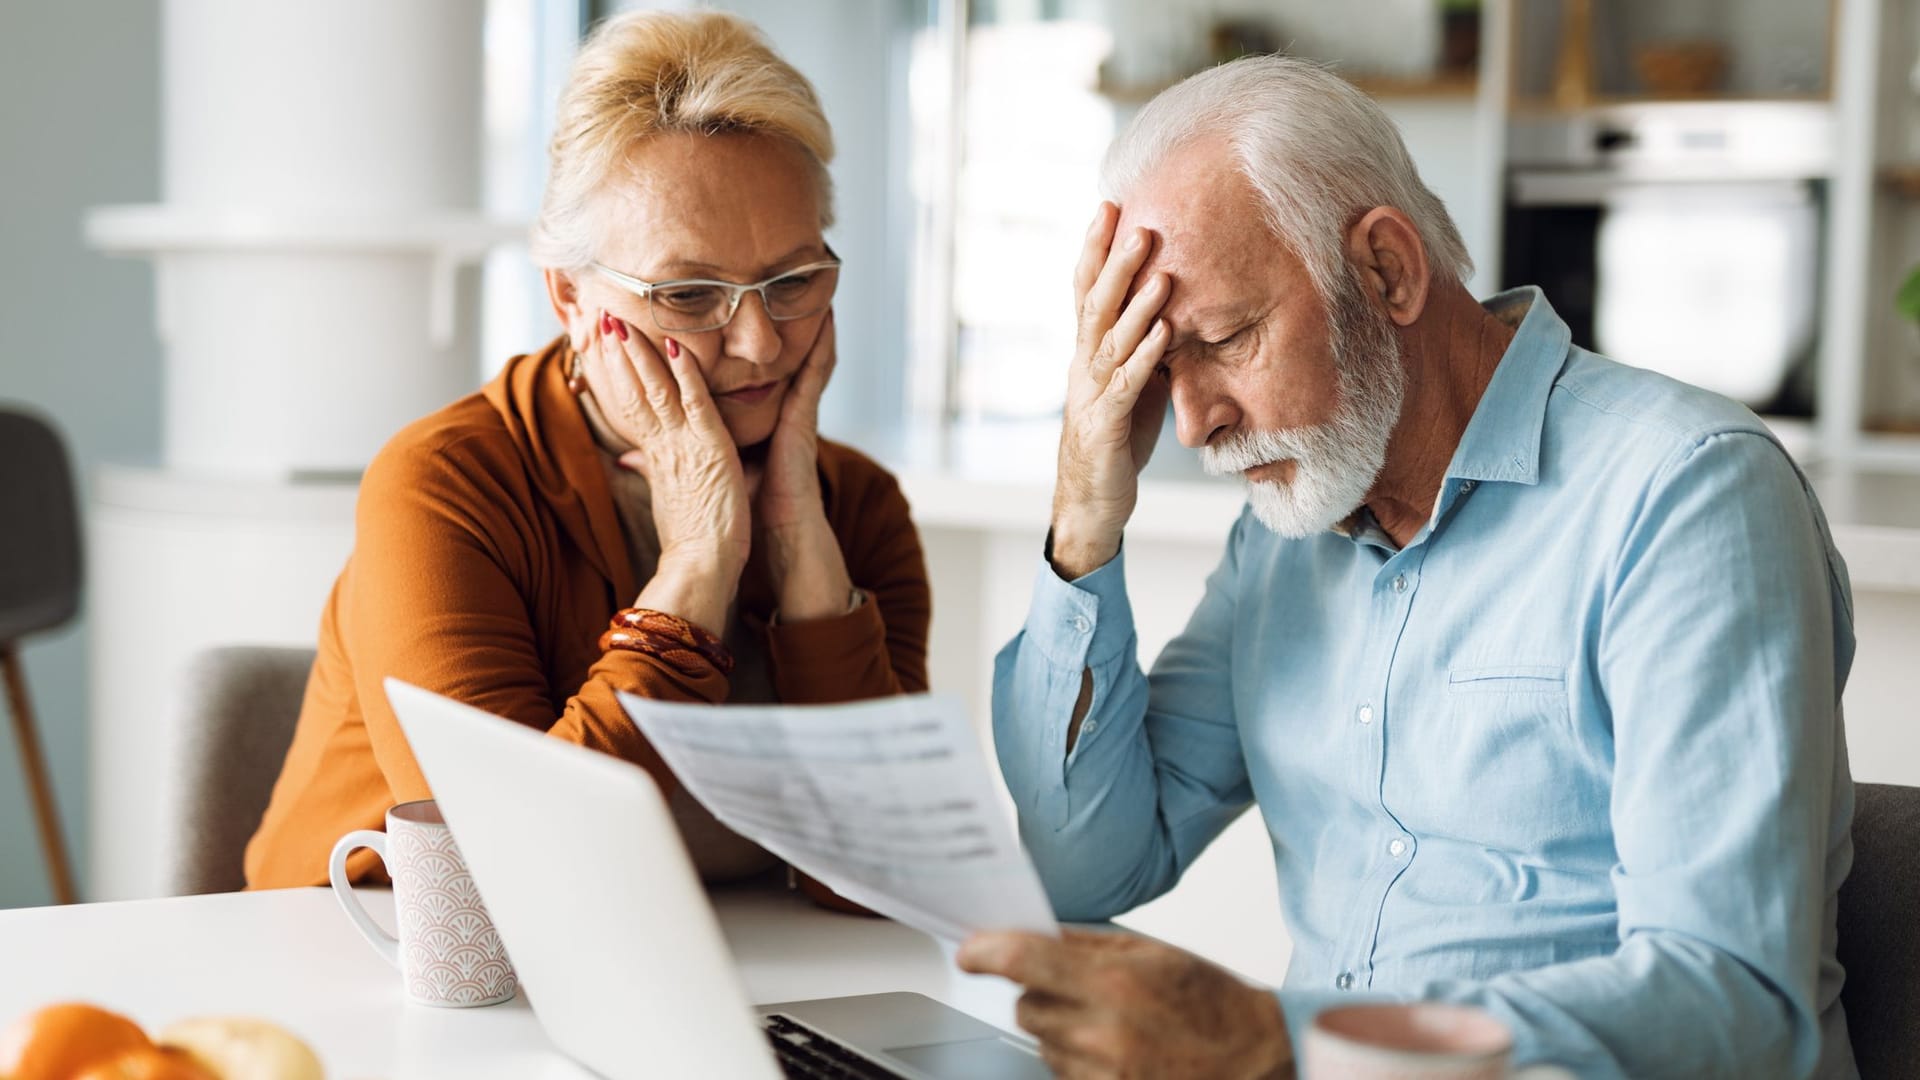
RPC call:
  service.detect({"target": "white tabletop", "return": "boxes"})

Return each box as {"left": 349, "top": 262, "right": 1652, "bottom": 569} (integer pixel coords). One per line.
{"left": 0, "top": 886, "right": 1024, "bottom": 1080}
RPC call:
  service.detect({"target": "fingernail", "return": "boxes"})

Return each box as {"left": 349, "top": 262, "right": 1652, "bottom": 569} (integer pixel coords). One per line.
{"left": 612, "top": 317, "right": 628, "bottom": 341}
{"left": 1152, "top": 317, "right": 1168, "bottom": 337}
{"left": 665, "top": 337, "right": 680, "bottom": 359}
{"left": 599, "top": 311, "right": 613, "bottom": 335}
{"left": 1127, "top": 230, "right": 1145, "bottom": 251}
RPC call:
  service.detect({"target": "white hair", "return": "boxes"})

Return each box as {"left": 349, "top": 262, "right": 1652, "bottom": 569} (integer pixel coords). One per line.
{"left": 1102, "top": 55, "right": 1471, "bottom": 301}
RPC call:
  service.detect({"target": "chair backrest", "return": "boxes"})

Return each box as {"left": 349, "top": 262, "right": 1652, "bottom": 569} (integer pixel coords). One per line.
{"left": 1836, "top": 781, "right": 1920, "bottom": 1078}
{"left": 0, "top": 408, "right": 82, "bottom": 645}
{"left": 167, "top": 645, "right": 317, "bottom": 894}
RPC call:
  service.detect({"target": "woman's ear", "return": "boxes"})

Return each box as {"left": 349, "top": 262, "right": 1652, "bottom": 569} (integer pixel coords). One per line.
{"left": 544, "top": 267, "right": 589, "bottom": 348}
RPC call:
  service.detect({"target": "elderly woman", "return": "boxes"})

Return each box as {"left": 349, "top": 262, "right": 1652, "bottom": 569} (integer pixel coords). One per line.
{"left": 245, "top": 10, "right": 928, "bottom": 893}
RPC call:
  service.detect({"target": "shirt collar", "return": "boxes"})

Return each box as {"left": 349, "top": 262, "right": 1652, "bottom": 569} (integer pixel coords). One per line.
{"left": 1442, "top": 286, "right": 1573, "bottom": 487}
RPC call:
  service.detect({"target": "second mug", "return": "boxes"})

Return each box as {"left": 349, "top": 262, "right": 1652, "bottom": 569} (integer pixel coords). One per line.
{"left": 329, "top": 799, "right": 517, "bottom": 1008}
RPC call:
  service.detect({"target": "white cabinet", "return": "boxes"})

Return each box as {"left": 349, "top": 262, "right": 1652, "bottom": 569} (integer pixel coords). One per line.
{"left": 86, "top": 467, "right": 355, "bottom": 900}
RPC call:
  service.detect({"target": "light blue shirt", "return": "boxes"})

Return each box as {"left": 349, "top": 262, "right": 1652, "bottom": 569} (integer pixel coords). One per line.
{"left": 992, "top": 289, "right": 1857, "bottom": 1079}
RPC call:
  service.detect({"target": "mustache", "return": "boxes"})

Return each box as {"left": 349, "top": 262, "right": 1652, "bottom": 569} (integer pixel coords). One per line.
{"left": 1200, "top": 426, "right": 1324, "bottom": 476}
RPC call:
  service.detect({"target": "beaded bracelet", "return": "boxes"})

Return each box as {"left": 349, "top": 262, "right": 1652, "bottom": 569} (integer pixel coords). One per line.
{"left": 600, "top": 607, "right": 735, "bottom": 676}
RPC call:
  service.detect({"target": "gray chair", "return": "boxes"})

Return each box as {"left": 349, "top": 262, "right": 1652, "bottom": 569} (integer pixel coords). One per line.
{"left": 167, "top": 645, "right": 317, "bottom": 894}
{"left": 1837, "top": 781, "right": 1920, "bottom": 1079}
{"left": 0, "top": 407, "right": 83, "bottom": 905}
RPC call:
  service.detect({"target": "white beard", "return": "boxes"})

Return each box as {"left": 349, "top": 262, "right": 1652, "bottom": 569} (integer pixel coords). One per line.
{"left": 1199, "top": 275, "right": 1406, "bottom": 538}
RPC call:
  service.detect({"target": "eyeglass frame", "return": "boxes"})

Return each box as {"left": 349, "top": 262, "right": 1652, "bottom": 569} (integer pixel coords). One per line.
{"left": 588, "top": 246, "right": 842, "bottom": 334}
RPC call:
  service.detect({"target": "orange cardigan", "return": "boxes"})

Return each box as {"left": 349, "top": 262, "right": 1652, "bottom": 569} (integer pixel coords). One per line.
{"left": 244, "top": 339, "right": 931, "bottom": 889}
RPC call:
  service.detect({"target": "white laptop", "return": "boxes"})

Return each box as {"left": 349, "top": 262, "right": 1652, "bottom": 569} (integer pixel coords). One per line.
{"left": 385, "top": 678, "right": 1051, "bottom": 1080}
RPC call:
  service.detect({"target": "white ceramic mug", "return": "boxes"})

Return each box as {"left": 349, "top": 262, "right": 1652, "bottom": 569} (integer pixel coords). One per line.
{"left": 329, "top": 799, "right": 517, "bottom": 1007}
{"left": 1304, "top": 1002, "right": 1512, "bottom": 1080}
{"left": 1302, "top": 1003, "right": 1581, "bottom": 1080}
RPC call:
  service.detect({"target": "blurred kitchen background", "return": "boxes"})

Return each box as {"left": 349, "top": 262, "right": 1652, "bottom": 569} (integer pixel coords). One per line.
{"left": 5, "top": 0, "right": 1919, "bottom": 982}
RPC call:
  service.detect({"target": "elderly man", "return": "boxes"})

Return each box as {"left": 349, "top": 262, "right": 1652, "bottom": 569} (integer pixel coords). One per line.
{"left": 956, "top": 56, "right": 1856, "bottom": 1080}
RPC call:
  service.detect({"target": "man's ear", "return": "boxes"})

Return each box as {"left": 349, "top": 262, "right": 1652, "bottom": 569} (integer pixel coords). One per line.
{"left": 545, "top": 267, "right": 588, "bottom": 346}
{"left": 1343, "top": 206, "right": 1430, "bottom": 327}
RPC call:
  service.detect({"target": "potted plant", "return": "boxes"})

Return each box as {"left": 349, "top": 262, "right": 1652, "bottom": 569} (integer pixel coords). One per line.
{"left": 1440, "top": 0, "right": 1482, "bottom": 73}
{"left": 1898, "top": 265, "right": 1920, "bottom": 327}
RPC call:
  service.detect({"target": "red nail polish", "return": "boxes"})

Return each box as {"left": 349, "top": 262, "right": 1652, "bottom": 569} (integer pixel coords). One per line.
{"left": 665, "top": 337, "right": 680, "bottom": 359}
{"left": 613, "top": 318, "right": 628, "bottom": 341}
{"left": 599, "top": 311, "right": 612, "bottom": 335}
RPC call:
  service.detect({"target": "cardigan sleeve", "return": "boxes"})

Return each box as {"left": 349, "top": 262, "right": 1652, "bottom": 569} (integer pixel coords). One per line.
{"left": 764, "top": 458, "right": 931, "bottom": 703}
{"left": 342, "top": 437, "right": 727, "bottom": 806}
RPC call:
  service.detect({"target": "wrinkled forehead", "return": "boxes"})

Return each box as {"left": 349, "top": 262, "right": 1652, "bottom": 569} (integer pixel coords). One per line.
{"left": 1115, "top": 142, "right": 1301, "bottom": 322}
{"left": 593, "top": 132, "right": 826, "bottom": 277}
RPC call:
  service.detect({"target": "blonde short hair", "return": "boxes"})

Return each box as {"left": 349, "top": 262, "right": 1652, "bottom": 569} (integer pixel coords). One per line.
{"left": 530, "top": 9, "right": 836, "bottom": 270}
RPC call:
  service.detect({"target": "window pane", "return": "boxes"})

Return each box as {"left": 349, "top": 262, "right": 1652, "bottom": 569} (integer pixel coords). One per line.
{"left": 948, "top": 11, "right": 1115, "bottom": 421}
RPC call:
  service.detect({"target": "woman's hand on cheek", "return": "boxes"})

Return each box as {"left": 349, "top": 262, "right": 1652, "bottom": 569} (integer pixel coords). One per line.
{"left": 756, "top": 311, "right": 856, "bottom": 622}
{"left": 595, "top": 314, "right": 754, "bottom": 586}
{"left": 756, "top": 309, "right": 836, "bottom": 531}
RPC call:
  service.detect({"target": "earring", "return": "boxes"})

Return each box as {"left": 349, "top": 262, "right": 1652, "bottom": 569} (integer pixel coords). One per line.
{"left": 566, "top": 350, "right": 588, "bottom": 395}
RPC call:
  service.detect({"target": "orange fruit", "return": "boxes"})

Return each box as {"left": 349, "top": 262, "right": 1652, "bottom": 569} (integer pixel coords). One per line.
{"left": 74, "top": 1046, "right": 218, "bottom": 1080}
{"left": 0, "top": 1003, "right": 152, "bottom": 1080}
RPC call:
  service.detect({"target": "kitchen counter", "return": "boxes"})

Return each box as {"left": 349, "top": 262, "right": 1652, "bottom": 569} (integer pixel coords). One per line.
{"left": 876, "top": 423, "right": 1920, "bottom": 594}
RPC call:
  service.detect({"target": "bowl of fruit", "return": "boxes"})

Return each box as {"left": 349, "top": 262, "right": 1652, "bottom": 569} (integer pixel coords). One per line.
{"left": 0, "top": 1003, "right": 323, "bottom": 1080}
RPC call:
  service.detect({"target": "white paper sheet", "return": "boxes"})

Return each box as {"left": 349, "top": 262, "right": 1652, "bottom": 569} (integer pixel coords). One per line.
{"left": 617, "top": 691, "right": 1060, "bottom": 942}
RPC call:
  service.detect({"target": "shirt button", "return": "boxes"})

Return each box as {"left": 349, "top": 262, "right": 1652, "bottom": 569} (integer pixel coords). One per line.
{"left": 1082, "top": 720, "right": 1097, "bottom": 735}
{"left": 1357, "top": 704, "right": 1374, "bottom": 725}
{"left": 1388, "top": 838, "right": 1408, "bottom": 857}
{"left": 1335, "top": 972, "right": 1355, "bottom": 991}
{"left": 1459, "top": 480, "right": 1475, "bottom": 493}
{"left": 1072, "top": 615, "right": 1091, "bottom": 633}
{"left": 1392, "top": 574, "right": 1408, "bottom": 594}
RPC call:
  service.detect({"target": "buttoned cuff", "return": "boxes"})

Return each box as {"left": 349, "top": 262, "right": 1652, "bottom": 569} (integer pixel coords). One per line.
{"left": 1021, "top": 546, "right": 1136, "bottom": 673}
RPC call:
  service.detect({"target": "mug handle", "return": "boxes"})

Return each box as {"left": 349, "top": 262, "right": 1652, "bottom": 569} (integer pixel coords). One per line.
{"left": 329, "top": 829, "right": 400, "bottom": 968}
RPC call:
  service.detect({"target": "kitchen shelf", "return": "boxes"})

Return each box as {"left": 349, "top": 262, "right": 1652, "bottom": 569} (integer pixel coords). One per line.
{"left": 84, "top": 205, "right": 527, "bottom": 255}
{"left": 1878, "top": 164, "right": 1920, "bottom": 199}
{"left": 1347, "top": 71, "right": 1480, "bottom": 100}
{"left": 1509, "top": 92, "right": 1833, "bottom": 116}
{"left": 1099, "top": 69, "right": 1478, "bottom": 106}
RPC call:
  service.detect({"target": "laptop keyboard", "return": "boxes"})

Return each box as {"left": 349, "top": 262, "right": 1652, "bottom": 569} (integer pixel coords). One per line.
{"left": 762, "top": 1012, "right": 909, "bottom": 1079}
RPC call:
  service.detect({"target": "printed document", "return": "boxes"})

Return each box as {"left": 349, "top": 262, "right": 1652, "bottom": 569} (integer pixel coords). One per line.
{"left": 618, "top": 691, "right": 1059, "bottom": 942}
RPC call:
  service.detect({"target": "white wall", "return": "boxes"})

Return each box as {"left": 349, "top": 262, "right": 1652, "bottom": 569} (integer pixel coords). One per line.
{"left": 0, "top": 2, "right": 162, "bottom": 907}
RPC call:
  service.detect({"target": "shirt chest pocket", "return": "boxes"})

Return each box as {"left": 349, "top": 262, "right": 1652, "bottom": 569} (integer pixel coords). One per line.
{"left": 1444, "top": 665, "right": 1572, "bottom": 735}
{"left": 1430, "top": 664, "right": 1593, "bottom": 852}
{"left": 1447, "top": 665, "right": 1567, "bottom": 696}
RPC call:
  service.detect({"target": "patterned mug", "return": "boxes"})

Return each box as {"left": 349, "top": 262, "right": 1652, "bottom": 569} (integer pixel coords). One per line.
{"left": 329, "top": 799, "right": 517, "bottom": 1007}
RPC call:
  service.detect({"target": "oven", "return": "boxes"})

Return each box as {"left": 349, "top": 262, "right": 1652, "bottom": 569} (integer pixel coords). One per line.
{"left": 1502, "top": 102, "right": 1835, "bottom": 415}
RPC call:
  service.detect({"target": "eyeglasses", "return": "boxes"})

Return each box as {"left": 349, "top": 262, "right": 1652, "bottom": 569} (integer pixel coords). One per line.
{"left": 590, "top": 249, "right": 842, "bottom": 334}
